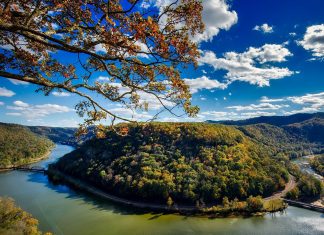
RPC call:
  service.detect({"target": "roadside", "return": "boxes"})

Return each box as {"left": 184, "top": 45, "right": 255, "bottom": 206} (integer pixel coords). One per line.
{"left": 264, "top": 175, "right": 296, "bottom": 201}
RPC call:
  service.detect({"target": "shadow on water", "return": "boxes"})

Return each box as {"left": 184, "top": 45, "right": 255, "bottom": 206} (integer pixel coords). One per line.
{"left": 26, "top": 171, "right": 169, "bottom": 218}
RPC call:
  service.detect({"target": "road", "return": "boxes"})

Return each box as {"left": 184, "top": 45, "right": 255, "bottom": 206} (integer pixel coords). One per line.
{"left": 264, "top": 175, "right": 296, "bottom": 201}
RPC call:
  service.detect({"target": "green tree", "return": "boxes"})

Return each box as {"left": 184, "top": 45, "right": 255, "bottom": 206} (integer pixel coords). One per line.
{"left": 246, "top": 196, "right": 264, "bottom": 212}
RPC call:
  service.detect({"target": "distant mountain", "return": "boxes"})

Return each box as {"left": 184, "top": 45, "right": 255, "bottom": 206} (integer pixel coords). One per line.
{"left": 206, "top": 112, "right": 324, "bottom": 127}
{"left": 27, "top": 126, "right": 79, "bottom": 146}
{"left": 27, "top": 125, "right": 96, "bottom": 146}
{"left": 284, "top": 117, "right": 324, "bottom": 144}
{"left": 207, "top": 112, "right": 324, "bottom": 145}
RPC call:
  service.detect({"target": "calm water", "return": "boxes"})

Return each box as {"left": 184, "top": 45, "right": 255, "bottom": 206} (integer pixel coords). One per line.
{"left": 0, "top": 145, "right": 323, "bottom": 235}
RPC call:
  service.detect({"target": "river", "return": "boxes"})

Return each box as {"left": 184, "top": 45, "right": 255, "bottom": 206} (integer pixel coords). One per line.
{"left": 0, "top": 144, "right": 323, "bottom": 235}
{"left": 293, "top": 156, "right": 323, "bottom": 181}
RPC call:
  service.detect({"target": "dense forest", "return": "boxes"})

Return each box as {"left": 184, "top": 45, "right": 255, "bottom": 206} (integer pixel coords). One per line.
{"left": 309, "top": 155, "right": 324, "bottom": 176}
{"left": 208, "top": 112, "right": 324, "bottom": 127}
{"left": 0, "top": 197, "right": 51, "bottom": 235}
{"left": 285, "top": 169, "right": 322, "bottom": 200}
{"left": 207, "top": 113, "right": 324, "bottom": 158}
{"left": 51, "top": 123, "right": 289, "bottom": 205}
{"left": 0, "top": 123, "right": 54, "bottom": 168}
{"left": 238, "top": 124, "right": 323, "bottom": 159}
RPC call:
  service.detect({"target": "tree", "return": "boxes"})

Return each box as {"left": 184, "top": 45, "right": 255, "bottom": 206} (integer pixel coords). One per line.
{"left": 246, "top": 196, "right": 264, "bottom": 212}
{"left": 0, "top": 197, "right": 52, "bottom": 234}
{"left": 166, "top": 196, "right": 173, "bottom": 207}
{"left": 0, "top": 0, "right": 204, "bottom": 134}
{"left": 286, "top": 187, "right": 300, "bottom": 200}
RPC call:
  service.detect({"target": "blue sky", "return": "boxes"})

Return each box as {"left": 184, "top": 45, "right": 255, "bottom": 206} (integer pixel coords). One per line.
{"left": 0, "top": 0, "right": 324, "bottom": 127}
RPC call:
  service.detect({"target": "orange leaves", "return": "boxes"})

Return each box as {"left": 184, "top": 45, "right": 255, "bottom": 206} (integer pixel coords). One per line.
{"left": 0, "top": 0, "right": 204, "bottom": 129}
{"left": 119, "top": 126, "right": 129, "bottom": 136}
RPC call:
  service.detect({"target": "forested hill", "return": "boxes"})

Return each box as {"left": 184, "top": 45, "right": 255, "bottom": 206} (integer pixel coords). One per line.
{"left": 52, "top": 123, "right": 289, "bottom": 205}
{"left": 207, "top": 112, "right": 324, "bottom": 145}
{"left": 0, "top": 123, "right": 54, "bottom": 168}
{"left": 27, "top": 125, "right": 94, "bottom": 146}
{"left": 207, "top": 112, "right": 324, "bottom": 126}
{"left": 27, "top": 125, "right": 78, "bottom": 146}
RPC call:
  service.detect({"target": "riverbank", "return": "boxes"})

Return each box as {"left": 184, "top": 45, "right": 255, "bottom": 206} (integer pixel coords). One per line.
{"left": 0, "top": 147, "right": 53, "bottom": 172}
{"left": 47, "top": 167, "right": 287, "bottom": 217}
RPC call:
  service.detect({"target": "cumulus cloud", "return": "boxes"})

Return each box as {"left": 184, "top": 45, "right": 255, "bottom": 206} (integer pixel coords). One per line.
{"left": 200, "top": 110, "right": 276, "bottom": 121}
{"left": 240, "top": 111, "right": 276, "bottom": 118}
{"left": 260, "top": 96, "right": 285, "bottom": 103}
{"left": 253, "top": 23, "right": 274, "bottom": 33}
{"left": 201, "top": 111, "right": 237, "bottom": 119}
{"left": 52, "top": 91, "right": 71, "bottom": 97}
{"left": 7, "top": 101, "right": 72, "bottom": 119}
{"left": 194, "top": 0, "right": 238, "bottom": 42}
{"left": 298, "top": 24, "right": 324, "bottom": 58}
{"left": 199, "top": 44, "right": 294, "bottom": 87}
{"left": 283, "top": 107, "right": 319, "bottom": 115}
{"left": 6, "top": 79, "right": 30, "bottom": 85}
{"left": 288, "top": 92, "right": 324, "bottom": 111}
{"left": 13, "top": 100, "right": 29, "bottom": 108}
{"left": 6, "top": 112, "right": 22, "bottom": 116}
{"left": 155, "top": 0, "right": 237, "bottom": 42}
{"left": 227, "top": 102, "right": 289, "bottom": 111}
{"left": 184, "top": 76, "right": 227, "bottom": 93}
{"left": 0, "top": 87, "right": 15, "bottom": 97}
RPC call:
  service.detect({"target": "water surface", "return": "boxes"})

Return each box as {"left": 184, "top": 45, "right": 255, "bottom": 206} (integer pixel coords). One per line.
{"left": 0, "top": 145, "right": 323, "bottom": 235}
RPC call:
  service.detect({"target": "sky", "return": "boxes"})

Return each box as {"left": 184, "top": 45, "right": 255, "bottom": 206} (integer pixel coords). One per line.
{"left": 0, "top": 0, "right": 324, "bottom": 127}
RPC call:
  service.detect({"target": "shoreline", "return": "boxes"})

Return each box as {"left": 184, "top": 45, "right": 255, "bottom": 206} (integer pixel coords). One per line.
{"left": 47, "top": 167, "right": 286, "bottom": 217}
{"left": 0, "top": 145, "right": 54, "bottom": 172}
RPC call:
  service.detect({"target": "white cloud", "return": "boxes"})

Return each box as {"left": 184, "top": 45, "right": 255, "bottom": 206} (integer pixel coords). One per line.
{"left": 7, "top": 79, "right": 29, "bottom": 85}
{"left": 199, "top": 44, "right": 294, "bottom": 87}
{"left": 200, "top": 110, "right": 276, "bottom": 121}
{"left": 6, "top": 112, "right": 22, "bottom": 116}
{"left": 0, "top": 101, "right": 4, "bottom": 106}
{"left": 288, "top": 92, "right": 324, "bottom": 111}
{"left": 253, "top": 23, "right": 274, "bottom": 33}
{"left": 283, "top": 107, "right": 319, "bottom": 115}
{"left": 141, "top": 1, "right": 151, "bottom": 9}
{"left": 184, "top": 76, "right": 227, "bottom": 93}
{"left": 7, "top": 101, "right": 72, "bottom": 119}
{"left": 260, "top": 96, "right": 285, "bottom": 103}
{"left": 200, "top": 97, "right": 207, "bottom": 101}
{"left": 227, "top": 102, "right": 289, "bottom": 111}
{"left": 240, "top": 111, "right": 276, "bottom": 118}
{"left": 201, "top": 111, "right": 237, "bottom": 119}
{"left": 194, "top": 0, "right": 238, "bottom": 42}
{"left": 155, "top": 0, "right": 237, "bottom": 43}
{"left": 298, "top": 24, "right": 324, "bottom": 58}
{"left": 96, "top": 76, "right": 111, "bottom": 82}
{"left": 52, "top": 91, "right": 71, "bottom": 97}
{"left": 13, "top": 100, "right": 29, "bottom": 107}
{"left": 289, "top": 32, "right": 297, "bottom": 37}
{"left": 0, "top": 87, "right": 15, "bottom": 97}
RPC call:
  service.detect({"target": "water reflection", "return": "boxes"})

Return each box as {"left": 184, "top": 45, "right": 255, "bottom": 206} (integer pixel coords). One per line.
{"left": 1, "top": 145, "right": 323, "bottom": 235}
